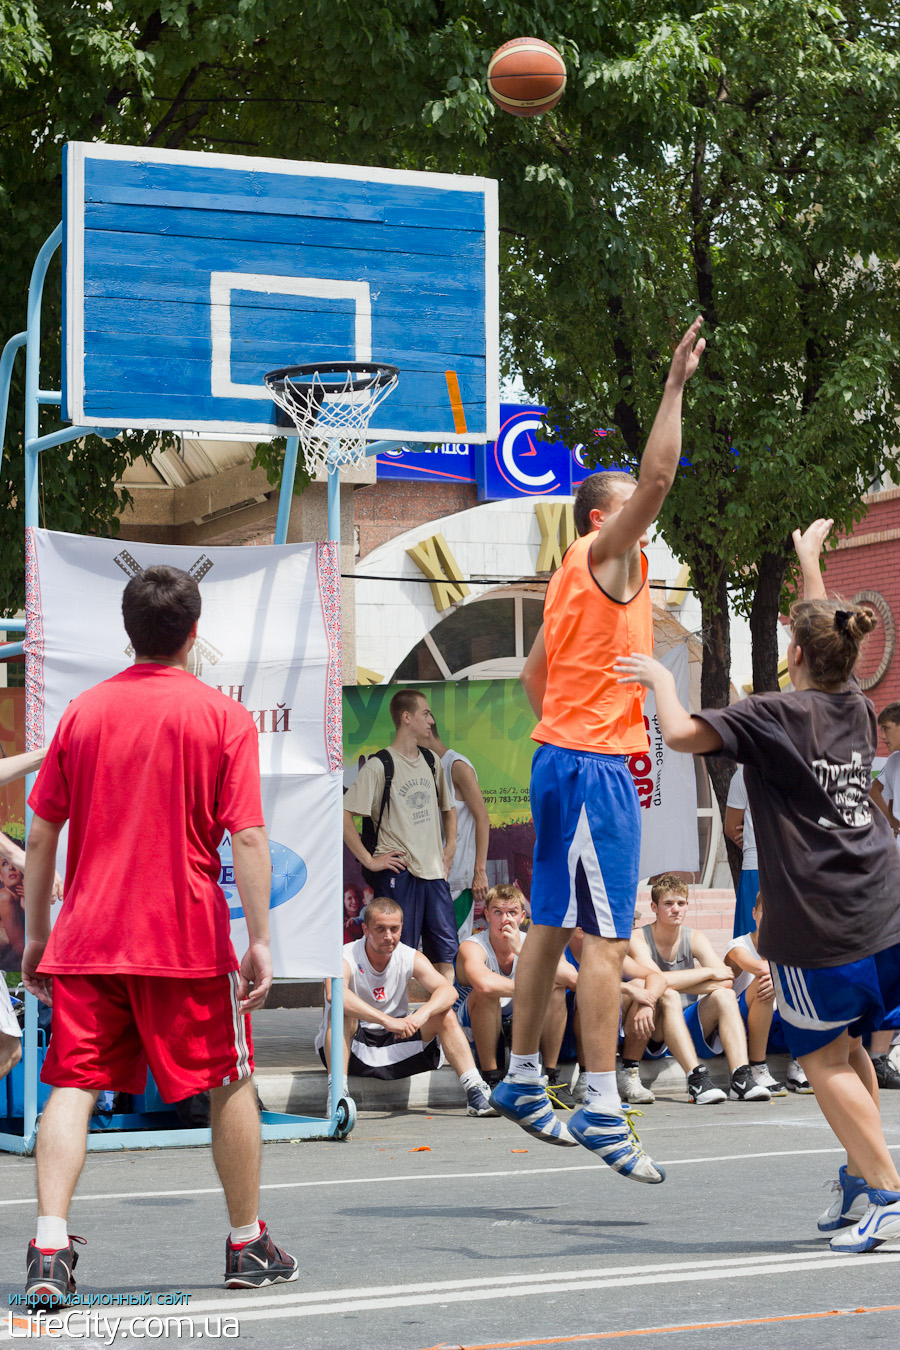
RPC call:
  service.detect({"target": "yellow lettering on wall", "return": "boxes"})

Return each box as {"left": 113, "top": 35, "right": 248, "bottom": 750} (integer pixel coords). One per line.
{"left": 356, "top": 667, "right": 383, "bottom": 686}
{"left": 666, "top": 563, "right": 691, "bottom": 608}
{"left": 406, "top": 533, "right": 471, "bottom": 612}
{"left": 535, "top": 502, "right": 576, "bottom": 573}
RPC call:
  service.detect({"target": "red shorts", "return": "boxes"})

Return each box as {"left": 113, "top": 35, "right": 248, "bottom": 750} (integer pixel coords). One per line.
{"left": 42, "top": 972, "right": 254, "bottom": 1101}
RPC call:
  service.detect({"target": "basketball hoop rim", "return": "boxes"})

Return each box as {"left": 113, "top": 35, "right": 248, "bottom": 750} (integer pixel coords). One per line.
{"left": 264, "top": 361, "right": 399, "bottom": 395}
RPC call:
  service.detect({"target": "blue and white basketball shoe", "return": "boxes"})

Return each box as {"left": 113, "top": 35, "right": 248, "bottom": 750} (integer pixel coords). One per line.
{"left": 567, "top": 1105, "right": 666, "bottom": 1183}
{"left": 489, "top": 1075, "right": 576, "bottom": 1147}
{"left": 829, "top": 1188, "right": 900, "bottom": 1252}
{"left": 817, "top": 1165, "right": 869, "bottom": 1232}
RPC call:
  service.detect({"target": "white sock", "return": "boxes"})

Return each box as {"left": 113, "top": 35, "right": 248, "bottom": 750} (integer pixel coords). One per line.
{"left": 584, "top": 1071, "right": 620, "bottom": 1114}
{"left": 230, "top": 1219, "right": 261, "bottom": 1245}
{"left": 458, "top": 1068, "right": 482, "bottom": 1091}
{"left": 327, "top": 1074, "right": 350, "bottom": 1096}
{"left": 35, "top": 1217, "right": 68, "bottom": 1251}
{"left": 508, "top": 1052, "right": 542, "bottom": 1081}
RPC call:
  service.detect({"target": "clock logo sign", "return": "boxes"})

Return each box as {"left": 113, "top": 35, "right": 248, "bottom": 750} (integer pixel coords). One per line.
{"left": 492, "top": 411, "right": 563, "bottom": 495}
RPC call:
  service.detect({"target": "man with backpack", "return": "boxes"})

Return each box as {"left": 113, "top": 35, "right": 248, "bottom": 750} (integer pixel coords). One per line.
{"left": 342, "top": 689, "right": 458, "bottom": 977}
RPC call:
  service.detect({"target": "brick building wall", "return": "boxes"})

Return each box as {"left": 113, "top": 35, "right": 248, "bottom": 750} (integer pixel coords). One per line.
{"left": 821, "top": 488, "right": 900, "bottom": 717}
{"left": 354, "top": 479, "right": 478, "bottom": 559}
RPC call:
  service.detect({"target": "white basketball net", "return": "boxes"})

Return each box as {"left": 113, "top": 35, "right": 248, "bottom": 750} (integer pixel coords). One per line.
{"left": 264, "top": 366, "right": 398, "bottom": 477}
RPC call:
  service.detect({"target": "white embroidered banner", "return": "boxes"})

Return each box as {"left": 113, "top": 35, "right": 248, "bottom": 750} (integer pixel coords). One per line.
{"left": 632, "top": 643, "right": 700, "bottom": 877}
{"left": 25, "top": 528, "right": 344, "bottom": 977}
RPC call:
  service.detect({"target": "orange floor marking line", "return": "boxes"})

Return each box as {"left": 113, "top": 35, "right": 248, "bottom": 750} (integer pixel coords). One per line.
{"left": 419, "top": 1302, "right": 900, "bottom": 1349}
{"left": 444, "top": 370, "right": 468, "bottom": 435}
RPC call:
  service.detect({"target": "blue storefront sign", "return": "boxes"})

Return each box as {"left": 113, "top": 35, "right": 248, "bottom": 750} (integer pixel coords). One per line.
{"left": 375, "top": 404, "right": 623, "bottom": 499}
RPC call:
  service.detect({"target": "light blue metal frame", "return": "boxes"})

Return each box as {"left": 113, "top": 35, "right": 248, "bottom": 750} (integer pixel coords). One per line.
{"left": 0, "top": 225, "right": 406, "bottom": 1153}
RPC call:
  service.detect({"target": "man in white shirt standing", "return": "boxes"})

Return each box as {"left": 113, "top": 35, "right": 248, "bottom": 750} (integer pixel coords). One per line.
{"left": 418, "top": 721, "right": 490, "bottom": 940}
{"left": 867, "top": 703, "right": 900, "bottom": 1090}
{"left": 724, "top": 765, "right": 759, "bottom": 940}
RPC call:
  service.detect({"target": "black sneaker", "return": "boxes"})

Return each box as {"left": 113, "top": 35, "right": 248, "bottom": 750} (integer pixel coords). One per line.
{"left": 26, "top": 1236, "right": 86, "bottom": 1310}
{"left": 729, "top": 1064, "right": 771, "bottom": 1101}
{"left": 545, "top": 1074, "right": 577, "bottom": 1110}
{"left": 873, "top": 1054, "right": 900, "bottom": 1090}
{"left": 687, "top": 1066, "right": 726, "bottom": 1105}
{"left": 482, "top": 1068, "right": 504, "bottom": 1091}
{"left": 224, "top": 1222, "right": 299, "bottom": 1289}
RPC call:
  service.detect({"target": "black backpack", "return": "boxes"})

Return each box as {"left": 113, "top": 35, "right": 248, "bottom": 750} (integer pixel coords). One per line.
{"left": 360, "top": 747, "right": 437, "bottom": 889}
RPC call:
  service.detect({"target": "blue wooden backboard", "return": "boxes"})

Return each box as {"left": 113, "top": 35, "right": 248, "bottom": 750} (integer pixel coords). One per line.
{"left": 62, "top": 142, "right": 499, "bottom": 442}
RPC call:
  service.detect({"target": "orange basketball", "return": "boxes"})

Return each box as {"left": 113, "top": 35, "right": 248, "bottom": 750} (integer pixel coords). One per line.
{"left": 486, "top": 37, "right": 567, "bottom": 118}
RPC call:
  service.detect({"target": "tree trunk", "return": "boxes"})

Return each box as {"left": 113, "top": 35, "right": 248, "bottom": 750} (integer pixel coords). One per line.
{"left": 698, "top": 568, "right": 741, "bottom": 886}
{"left": 749, "top": 549, "right": 788, "bottom": 694}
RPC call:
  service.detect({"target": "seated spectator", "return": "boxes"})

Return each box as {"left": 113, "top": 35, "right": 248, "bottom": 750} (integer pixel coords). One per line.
{"left": 562, "top": 925, "right": 667, "bottom": 1105}
{"left": 316, "top": 896, "right": 497, "bottom": 1116}
{"left": 0, "top": 748, "right": 54, "bottom": 1084}
{"left": 623, "top": 875, "right": 771, "bottom": 1104}
{"left": 725, "top": 892, "right": 813, "bottom": 1095}
{"left": 455, "top": 884, "right": 578, "bottom": 1107}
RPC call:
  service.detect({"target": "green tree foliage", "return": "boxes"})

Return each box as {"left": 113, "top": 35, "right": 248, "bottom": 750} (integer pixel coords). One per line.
{"left": 505, "top": 1, "right": 900, "bottom": 753}
{"left": 0, "top": 0, "right": 600, "bottom": 613}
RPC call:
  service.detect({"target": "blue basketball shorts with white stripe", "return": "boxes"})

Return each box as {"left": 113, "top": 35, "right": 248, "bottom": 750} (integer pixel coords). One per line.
{"left": 529, "top": 743, "right": 641, "bottom": 939}
{"left": 771, "top": 942, "right": 900, "bottom": 1059}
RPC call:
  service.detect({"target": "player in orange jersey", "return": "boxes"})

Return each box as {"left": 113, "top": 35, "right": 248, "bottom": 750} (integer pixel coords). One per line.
{"left": 490, "top": 317, "right": 705, "bottom": 1181}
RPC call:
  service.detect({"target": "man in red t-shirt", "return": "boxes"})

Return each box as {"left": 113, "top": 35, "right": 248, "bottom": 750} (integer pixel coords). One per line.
{"left": 22, "top": 564, "right": 297, "bottom": 1309}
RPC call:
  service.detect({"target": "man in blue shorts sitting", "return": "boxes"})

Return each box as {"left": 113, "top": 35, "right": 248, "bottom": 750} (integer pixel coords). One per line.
{"left": 490, "top": 317, "right": 706, "bottom": 1182}
{"left": 625, "top": 875, "right": 771, "bottom": 1104}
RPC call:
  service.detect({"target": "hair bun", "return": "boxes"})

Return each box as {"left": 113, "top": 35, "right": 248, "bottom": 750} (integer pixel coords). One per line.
{"left": 848, "top": 606, "right": 877, "bottom": 639}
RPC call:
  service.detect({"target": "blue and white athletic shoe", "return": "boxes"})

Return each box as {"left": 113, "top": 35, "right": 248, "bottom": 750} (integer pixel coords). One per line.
{"left": 817, "top": 1165, "right": 869, "bottom": 1232}
{"left": 829, "top": 1188, "right": 900, "bottom": 1253}
{"left": 567, "top": 1104, "right": 666, "bottom": 1184}
{"left": 489, "top": 1075, "right": 577, "bottom": 1147}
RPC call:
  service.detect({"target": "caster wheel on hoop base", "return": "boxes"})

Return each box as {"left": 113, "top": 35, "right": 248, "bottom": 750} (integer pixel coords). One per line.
{"left": 334, "top": 1095, "right": 357, "bottom": 1139}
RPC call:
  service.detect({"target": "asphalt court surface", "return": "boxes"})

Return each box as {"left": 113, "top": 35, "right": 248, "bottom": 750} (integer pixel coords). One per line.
{"left": 2, "top": 1093, "right": 900, "bottom": 1349}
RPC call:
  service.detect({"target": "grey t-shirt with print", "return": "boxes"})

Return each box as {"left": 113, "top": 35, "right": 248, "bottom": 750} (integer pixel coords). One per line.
{"left": 696, "top": 686, "right": 900, "bottom": 968}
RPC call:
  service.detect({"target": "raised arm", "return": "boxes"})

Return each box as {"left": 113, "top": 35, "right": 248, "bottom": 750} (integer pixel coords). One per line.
{"left": 591, "top": 318, "right": 705, "bottom": 563}
{"left": 613, "top": 655, "right": 723, "bottom": 754}
{"left": 457, "top": 939, "right": 515, "bottom": 998}
{"left": 791, "top": 518, "right": 833, "bottom": 602}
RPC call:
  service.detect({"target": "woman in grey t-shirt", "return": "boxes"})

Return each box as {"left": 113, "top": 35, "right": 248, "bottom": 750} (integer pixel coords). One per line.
{"left": 615, "top": 518, "right": 900, "bottom": 1257}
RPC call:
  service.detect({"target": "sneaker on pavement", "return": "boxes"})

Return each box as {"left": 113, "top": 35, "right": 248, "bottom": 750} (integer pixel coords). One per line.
{"left": 616, "top": 1064, "right": 655, "bottom": 1104}
{"left": 750, "top": 1063, "right": 787, "bottom": 1096}
{"left": 568, "top": 1104, "right": 666, "bottom": 1183}
{"left": 687, "top": 1066, "right": 726, "bottom": 1105}
{"left": 26, "top": 1237, "right": 85, "bottom": 1311}
{"left": 829, "top": 1188, "right": 900, "bottom": 1253}
{"left": 545, "top": 1073, "right": 577, "bottom": 1111}
{"left": 489, "top": 1075, "right": 577, "bottom": 1146}
{"left": 466, "top": 1081, "right": 500, "bottom": 1117}
{"left": 786, "top": 1059, "right": 814, "bottom": 1094}
{"left": 729, "top": 1064, "right": 771, "bottom": 1101}
{"left": 872, "top": 1054, "right": 900, "bottom": 1091}
{"left": 224, "top": 1222, "right": 299, "bottom": 1289}
{"left": 817, "top": 1165, "right": 870, "bottom": 1233}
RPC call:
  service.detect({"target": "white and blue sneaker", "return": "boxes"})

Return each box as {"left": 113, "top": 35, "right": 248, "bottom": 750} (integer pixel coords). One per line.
{"left": 829, "top": 1188, "right": 900, "bottom": 1252}
{"left": 489, "top": 1075, "right": 577, "bottom": 1147}
{"left": 567, "top": 1104, "right": 666, "bottom": 1184}
{"left": 817, "top": 1165, "right": 869, "bottom": 1232}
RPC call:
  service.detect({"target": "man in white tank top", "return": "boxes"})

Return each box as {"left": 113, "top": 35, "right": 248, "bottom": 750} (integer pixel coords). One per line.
{"left": 315, "top": 897, "right": 497, "bottom": 1116}
{"left": 419, "top": 723, "right": 490, "bottom": 941}
{"left": 455, "top": 886, "right": 577, "bottom": 1103}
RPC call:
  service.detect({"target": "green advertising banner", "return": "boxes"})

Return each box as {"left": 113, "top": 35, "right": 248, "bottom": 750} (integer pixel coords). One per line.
{"left": 342, "top": 679, "right": 539, "bottom": 939}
